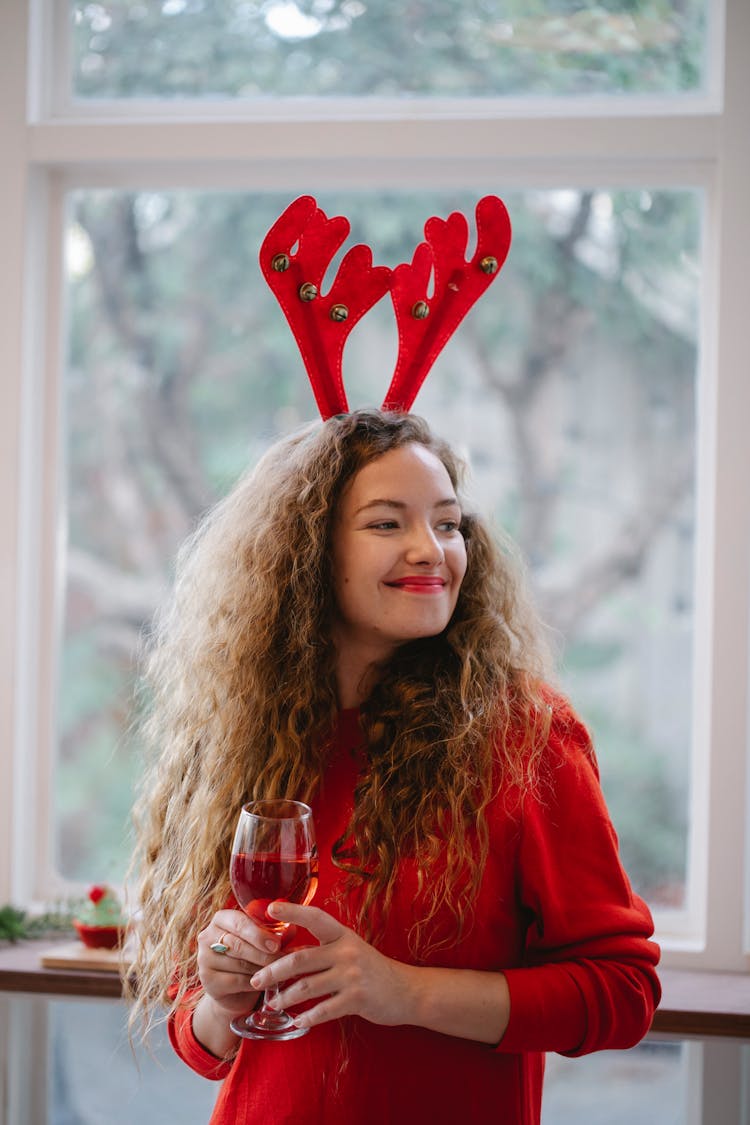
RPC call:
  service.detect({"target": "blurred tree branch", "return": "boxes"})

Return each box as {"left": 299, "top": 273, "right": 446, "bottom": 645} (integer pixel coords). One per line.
{"left": 472, "top": 190, "right": 694, "bottom": 637}
{"left": 537, "top": 457, "right": 693, "bottom": 637}
{"left": 77, "top": 197, "right": 217, "bottom": 536}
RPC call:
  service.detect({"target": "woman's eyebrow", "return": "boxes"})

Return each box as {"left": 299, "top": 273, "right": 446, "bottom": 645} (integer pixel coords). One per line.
{"left": 354, "top": 497, "right": 460, "bottom": 515}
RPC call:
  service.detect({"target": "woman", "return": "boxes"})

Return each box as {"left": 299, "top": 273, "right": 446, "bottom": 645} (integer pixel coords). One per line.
{"left": 128, "top": 408, "right": 660, "bottom": 1125}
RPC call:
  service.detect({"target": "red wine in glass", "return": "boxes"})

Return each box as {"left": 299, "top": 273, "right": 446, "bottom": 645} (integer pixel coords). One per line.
{"left": 229, "top": 799, "right": 317, "bottom": 1041}
{"left": 230, "top": 852, "right": 319, "bottom": 935}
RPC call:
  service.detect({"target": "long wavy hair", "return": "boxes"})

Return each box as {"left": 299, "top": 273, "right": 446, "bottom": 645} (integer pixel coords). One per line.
{"left": 126, "top": 408, "right": 552, "bottom": 1034}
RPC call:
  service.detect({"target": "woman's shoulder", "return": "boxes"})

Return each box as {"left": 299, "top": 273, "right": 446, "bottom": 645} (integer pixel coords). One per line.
{"left": 491, "top": 684, "right": 600, "bottom": 804}
{"left": 542, "top": 688, "right": 597, "bottom": 767}
{"left": 501, "top": 682, "right": 594, "bottom": 752}
{"left": 526, "top": 687, "right": 608, "bottom": 816}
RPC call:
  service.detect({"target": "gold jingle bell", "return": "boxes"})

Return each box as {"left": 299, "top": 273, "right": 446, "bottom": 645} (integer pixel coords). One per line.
{"left": 299, "top": 282, "right": 318, "bottom": 302}
{"left": 330, "top": 303, "right": 349, "bottom": 322}
{"left": 479, "top": 256, "right": 499, "bottom": 275}
{"left": 411, "top": 300, "right": 430, "bottom": 320}
{"left": 271, "top": 253, "right": 290, "bottom": 272}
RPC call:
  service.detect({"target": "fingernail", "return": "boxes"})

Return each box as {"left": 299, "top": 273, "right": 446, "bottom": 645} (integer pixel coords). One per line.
{"left": 265, "top": 940, "right": 278, "bottom": 953}
{"left": 250, "top": 974, "right": 262, "bottom": 988}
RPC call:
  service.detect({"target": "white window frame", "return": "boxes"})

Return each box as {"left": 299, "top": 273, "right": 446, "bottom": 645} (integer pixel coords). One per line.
{"left": 0, "top": 0, "right": 748, "bottom": 974}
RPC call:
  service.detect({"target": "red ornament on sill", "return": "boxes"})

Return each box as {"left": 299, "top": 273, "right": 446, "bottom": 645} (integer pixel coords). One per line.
{"left": 74, "top": 884, "right": 128, "bottom": 949}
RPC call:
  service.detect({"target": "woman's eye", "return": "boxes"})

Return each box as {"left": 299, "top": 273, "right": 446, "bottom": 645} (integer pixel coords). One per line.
{"left": 369, "top": 520, "right": 398, "bottom": 530}
{"left": 437, "top": 520, "right": 460, "bottom": 532}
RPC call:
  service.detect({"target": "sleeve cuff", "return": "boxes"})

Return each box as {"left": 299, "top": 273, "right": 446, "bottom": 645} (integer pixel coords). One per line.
{"left": 497, "top": 965, "right": 587, "bottom": 1055}
{"left": 168, "top": 1003, "right": 237, "bottom": 1081}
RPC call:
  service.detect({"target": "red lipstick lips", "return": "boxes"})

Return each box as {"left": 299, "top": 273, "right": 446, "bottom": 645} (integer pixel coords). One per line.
{"left": 387, "top": 576, "right": 446, "bottom": 592}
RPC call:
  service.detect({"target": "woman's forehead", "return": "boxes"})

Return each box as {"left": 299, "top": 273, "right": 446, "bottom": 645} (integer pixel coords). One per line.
{"left": 341, "top": 444, "right": 456, "bottom": 507}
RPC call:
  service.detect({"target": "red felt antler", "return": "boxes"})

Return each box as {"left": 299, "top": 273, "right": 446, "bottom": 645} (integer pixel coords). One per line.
{"left": 382, "top": 196, "right": 512, "bottom": 412}
{"left": 260, "top": 196, "right": 392, "bottom": 420}
{"left": 259, "top": 195, "right": 511, "bottom": 419}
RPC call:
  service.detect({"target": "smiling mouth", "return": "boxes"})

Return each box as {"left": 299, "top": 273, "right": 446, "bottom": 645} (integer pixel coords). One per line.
{"left": 386, "top": 576, "right": 446, "bottom": 592}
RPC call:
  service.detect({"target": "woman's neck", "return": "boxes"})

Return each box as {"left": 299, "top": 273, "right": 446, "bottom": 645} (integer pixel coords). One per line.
{"left": 335, "top": 660, "right": 376, "bottom": 709}
{"left": 333, "top": 638, "right": 393, "bottom": 709}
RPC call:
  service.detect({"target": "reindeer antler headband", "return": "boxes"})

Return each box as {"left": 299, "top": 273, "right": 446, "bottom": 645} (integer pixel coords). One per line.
{"left": 260, "top": 194, "right": 512, "bottom": 419}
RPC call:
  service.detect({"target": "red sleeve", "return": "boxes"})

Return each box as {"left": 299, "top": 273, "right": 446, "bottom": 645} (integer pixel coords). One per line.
{"left": 167, "top": 986, "right": 236, "bottom": 1081}
{"left": 498, "top": 703, "right": 661, "bottom": 1057}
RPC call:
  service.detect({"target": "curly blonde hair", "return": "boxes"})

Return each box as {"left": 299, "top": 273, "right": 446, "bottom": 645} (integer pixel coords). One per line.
{"left": 127, "top": 409, "right": 552, "bottom": 1034}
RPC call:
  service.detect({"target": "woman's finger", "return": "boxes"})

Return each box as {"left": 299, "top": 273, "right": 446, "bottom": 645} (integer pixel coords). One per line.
{"left": 290, "top": 994, "right": 348, "bottom": 1031}
{"left": 266, "top": 901, "right": 344, "bottom": 943}
{"left": 250, "top": 943, "right": 330, "bottom": 992}
{"left": 271, "top": 966, "right": 336, "bottom": 1011}
{"left": 211, "top": 926, "right": 276, "bottom": 961}
{"left": 210, "top": 969, "right": 259, "bottom": 993}
{"left": 209, "top": 949, "right": 266, "bottom": 975}
{"left": 199, "top": 909, "right": 281, "bottom": 963}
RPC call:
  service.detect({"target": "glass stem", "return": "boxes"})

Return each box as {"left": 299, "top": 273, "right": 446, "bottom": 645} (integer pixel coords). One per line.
{"left": 261, "top": 984, "right": 281, "bottom": 1015}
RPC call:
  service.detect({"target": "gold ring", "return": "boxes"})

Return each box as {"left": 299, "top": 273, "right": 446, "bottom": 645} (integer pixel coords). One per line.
{"left": 210, "top": 932, "right": 230, "bottom": 955}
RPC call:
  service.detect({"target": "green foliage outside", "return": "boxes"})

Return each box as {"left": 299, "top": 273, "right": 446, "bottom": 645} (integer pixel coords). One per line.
{"left": 563, "top": 639, "right": 688, "bottom": 904}
{"left": 70, "top": 0, "right": 706, "bottom": 98}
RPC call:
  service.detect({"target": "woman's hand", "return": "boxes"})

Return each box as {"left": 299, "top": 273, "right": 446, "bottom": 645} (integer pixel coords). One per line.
{"left": 196, "top": 907, "right": 282, "bottom": 1020}
{"left": 248, "top": 902, "right": 414, "bottom": 1030}
{"left": 248, "top": 901, "right": 511, "bottom": 1044}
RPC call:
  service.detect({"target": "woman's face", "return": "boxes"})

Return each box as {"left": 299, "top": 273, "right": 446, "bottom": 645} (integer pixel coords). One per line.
{"left": 330, "top": 442, "right": 468, "bottom": 667}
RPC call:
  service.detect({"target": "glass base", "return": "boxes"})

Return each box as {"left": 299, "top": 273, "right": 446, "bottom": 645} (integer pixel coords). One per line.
{"left": 230, "top": 1009, "right": 309, "bottom": 1041}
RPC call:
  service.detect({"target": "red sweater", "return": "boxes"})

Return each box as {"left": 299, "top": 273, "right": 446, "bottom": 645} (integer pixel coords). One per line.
{"left": 169, "top": 703, "right": 660, "bottom": 1124}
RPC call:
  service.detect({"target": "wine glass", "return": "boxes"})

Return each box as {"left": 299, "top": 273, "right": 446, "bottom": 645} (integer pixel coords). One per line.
{"left": 229, "top": 798, "right": 318, "bottom": 1041}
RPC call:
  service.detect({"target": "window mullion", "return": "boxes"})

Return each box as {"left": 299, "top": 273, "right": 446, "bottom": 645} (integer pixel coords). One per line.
{"left": 0, "top": 0, "right": 32, "bottom": 906}
{"left": 688, "top": 0, "right": 750, "bottom": 972}
{"left": 703, "top": 0, "right": 750, "bottom": 970}
{"left": 28, "top": 113, "right": 720, "bottom": 172}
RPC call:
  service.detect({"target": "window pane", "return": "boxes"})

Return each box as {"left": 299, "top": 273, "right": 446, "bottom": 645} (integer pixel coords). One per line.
{"left": 48, "top": 999, "right": 217, "bottom": 1120}
{"left": 44, "top": 1002, "right": 684, "bottom": 1123}
{"left": 543, "top": 1041, "right": 689, "bottom": 1123}
{"left": 70, "top": 0, "right": 708, "bottom": 100}
{"left": 60, "top": 188, "right": 699, "bottom": 918}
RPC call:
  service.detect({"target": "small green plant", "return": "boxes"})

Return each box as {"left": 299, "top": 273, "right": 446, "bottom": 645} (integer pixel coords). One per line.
{"left": 0, "top": 906, "right": 27, "bottom": 941}
{"left": 0, "top": 903, "right": 76, "bottom": 942}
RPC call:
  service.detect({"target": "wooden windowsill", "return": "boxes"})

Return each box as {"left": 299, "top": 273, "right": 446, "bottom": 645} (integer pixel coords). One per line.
{"left": 0, "top": 943, "right": 748, "bottom": 1038}
{"left": 650, "top": 968, "right": 750, "bottom": 1039}
{"left": 0, "top": 940, "right": 123, "bottom": 1000}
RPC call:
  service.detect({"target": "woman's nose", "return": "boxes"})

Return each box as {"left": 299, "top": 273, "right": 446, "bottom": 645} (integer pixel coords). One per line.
{"left": 404, "top": 524, "right": 444, "bottom": 566}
